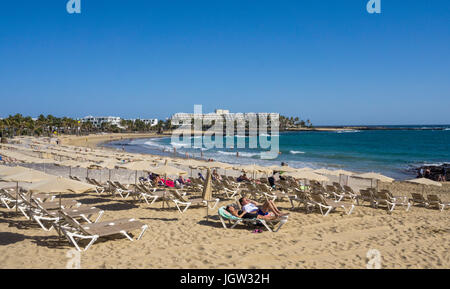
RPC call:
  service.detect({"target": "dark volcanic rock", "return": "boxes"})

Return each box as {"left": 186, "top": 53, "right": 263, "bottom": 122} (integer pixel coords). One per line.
{"left": 415, "top": 164, "right": 449, "bottom": 181}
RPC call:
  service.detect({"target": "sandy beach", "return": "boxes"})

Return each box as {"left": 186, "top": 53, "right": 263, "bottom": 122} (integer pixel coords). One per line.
{"left": 59, "top": 132, "right": 170, "bottom": 148}
{"left": 0, "top": 135, "right": 449, "bottom": 269}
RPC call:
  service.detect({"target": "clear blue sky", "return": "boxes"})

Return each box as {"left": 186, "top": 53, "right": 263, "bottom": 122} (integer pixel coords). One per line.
{"left": 0, "top": 0, "right": 449, "bottom": 125}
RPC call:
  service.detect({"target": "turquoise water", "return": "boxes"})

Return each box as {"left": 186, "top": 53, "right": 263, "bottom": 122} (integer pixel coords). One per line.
{"left": 104, "top": 126, "right": 450, "bottom": 180}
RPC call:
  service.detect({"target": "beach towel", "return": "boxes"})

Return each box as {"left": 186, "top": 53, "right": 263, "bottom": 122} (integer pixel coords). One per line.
{"left": 161, "top": 178, "right": 175, "bottom": 187}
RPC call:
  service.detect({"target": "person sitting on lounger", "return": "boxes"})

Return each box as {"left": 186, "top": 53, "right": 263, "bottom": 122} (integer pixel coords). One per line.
{"left": 178, "top": 175, "right": 190, "bottom": 184}
{"left": 153, "top": 175, "right": 163, "bottom": 186}
{"left": 237, "top": 173, "right": 250, "bottom": 182}
{"left": 238, "top": 197, "right": 288, "bottom": 218}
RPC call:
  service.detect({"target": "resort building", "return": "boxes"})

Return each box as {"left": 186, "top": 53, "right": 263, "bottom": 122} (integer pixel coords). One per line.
{"left": 80, "top": 116, "right": 122, "bottom": 128}
{"left": 171, "top": 110, "right": 279, "bottom": 123}
{"left": 129, "top": 118, "right": 159, "bottom": 126}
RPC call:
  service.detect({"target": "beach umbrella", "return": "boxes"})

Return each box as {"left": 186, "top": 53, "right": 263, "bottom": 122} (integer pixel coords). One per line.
{"left": 203, "top": 162, "right": 232, "bottom": 169}
{"left": 2, "top": 170, "right": 55, "bottom": 220}
{"left": 149, "top": 164, "right": 187, "bottom": 177}
{"left": 406, "top": 178, "right": 442, "bottom": 187}
{"left": 0, "top": 166, "right": 31, "bottom": 177}
{"left": 118, "top": 160, "right": 153, "bottom": 171}
{"left": 284, "top": 171, "right": 329, "bottom": 182}
{"left": 353, "top": 172, "right": 394, "bottom": 190}
{"left": 26, "top": 176, "right": 96, "bottom": 194}
{"left": 354, "top": 172, "right": 394, "bottom": 183}
{"left": 334, "top": 169, "right": 354, "bottom": 176}
{"left": 266, "top": 165, "right": 298, "bottom": 173}
{"left": 177, "top": 159, "right": 205, "bottom": 177}
{"left": 0, "top": 168, "right": 55, "bottom": 214}
{"left": 2, "top": 170, "right": 54, "bottom": 183}
{"left": 238, "top": 164, "right": 272, "bottom": 179}
{"left": 405, "top": 178, "right": 442, "bottom": 196}
{"left": 296, "top": 167, "right": 314, "bottom": 171}
{"left": 26, "top": 176, "right": 96, "bottom": 236}
{"left": 202, "top": 168, "right": 213, "bottom": 221}
{"left": 313, "top": 168, "right": 353, "bottom": 186}
{"left": 202, "top": 162, "right": 233, "bottom": 177}
{"left": 333, "top": 169, "right": 355, "bottom": 185}
{"left": 314, "top": 168, "right": 341, "bottom": 176}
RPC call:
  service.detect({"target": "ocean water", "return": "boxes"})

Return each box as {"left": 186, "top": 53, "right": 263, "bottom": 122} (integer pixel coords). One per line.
{"left": 104, "top": 126, "right": 450, "bottom": 180}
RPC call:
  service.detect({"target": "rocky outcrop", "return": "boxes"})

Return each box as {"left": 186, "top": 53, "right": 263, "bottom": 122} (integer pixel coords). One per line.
{"left": 415, "top": 164, "right": 449, "bottom": 181}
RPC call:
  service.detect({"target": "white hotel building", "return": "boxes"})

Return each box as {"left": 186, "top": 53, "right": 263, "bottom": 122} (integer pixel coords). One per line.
{"left": 80, "top": 116, "right": 158, "bottom": 128}
{"left": 81, "top": 116, "right": 122, "bottom": 128}
{"left": 171, "top": 109, "right": 279, "bottom": 123}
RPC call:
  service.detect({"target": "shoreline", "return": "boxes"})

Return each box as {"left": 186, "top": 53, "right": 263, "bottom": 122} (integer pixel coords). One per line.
{"left": 286, "top": 126, "right": 450, "bottom": 131}
{"left": 60, "top": 132, "right": 172, "bottom": 149}
{"left": 69, "top": 133, "right": 446, "bottom": 181}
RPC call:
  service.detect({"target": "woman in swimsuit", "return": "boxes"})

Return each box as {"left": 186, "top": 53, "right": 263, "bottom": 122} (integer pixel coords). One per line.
{"left": 239, "top": 197, "right": 288, "bottom": 218}
{"left": 226, "top": 205, "right": 276, "bottom": 220}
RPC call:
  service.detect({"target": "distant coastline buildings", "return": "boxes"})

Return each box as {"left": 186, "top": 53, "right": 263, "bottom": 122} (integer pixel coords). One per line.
{"left": 171, "top": 109, "right": 279, "bottom": 123}
{"left": 80, "top": 116, "right": 158, "bottom": 129}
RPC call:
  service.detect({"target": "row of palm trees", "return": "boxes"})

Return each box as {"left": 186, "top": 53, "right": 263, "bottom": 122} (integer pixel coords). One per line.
{"left": 279, "top": 115, "right": 312, "bottom": 130}
{"left": 0, "top": 114, "right": 312, "bottom": 139}
{"left": 174, "top": 115, "right": 310, "bottom": 132}
{"left": 0, "top": 114, "right": 168, "bottom": 138}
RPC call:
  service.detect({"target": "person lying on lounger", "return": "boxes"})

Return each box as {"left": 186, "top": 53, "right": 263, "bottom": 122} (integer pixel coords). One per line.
{"left": 239, "top": 197, "right": 288, "bottom": 218}
{"left": 225, "top": 205, "right": 276, "bottom": 220}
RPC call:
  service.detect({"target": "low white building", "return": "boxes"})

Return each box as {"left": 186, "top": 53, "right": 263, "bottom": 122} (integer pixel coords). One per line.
{"left": 80, "top": 116, "right": 122, "bottom": 128}
{"left": 130, "top": 118, "right": 159, "bottom": 126}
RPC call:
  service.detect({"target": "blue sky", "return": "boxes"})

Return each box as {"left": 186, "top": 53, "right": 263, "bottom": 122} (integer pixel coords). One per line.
{"left": 0, "top": 0, "right": 449, "bottom": 125}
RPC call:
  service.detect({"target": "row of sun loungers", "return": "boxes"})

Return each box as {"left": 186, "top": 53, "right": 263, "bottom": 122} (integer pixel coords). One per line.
{"left": 0, "top": 187, "right": 148, "bottom": 251}
{"left": 85, "top": 177, "right": 221, "bottom": 214}
{"left": 1, "top": 171, "right": 448, "bottom": 245}
{"left": 85, "top": 174, "right": 449, "bottom": 215}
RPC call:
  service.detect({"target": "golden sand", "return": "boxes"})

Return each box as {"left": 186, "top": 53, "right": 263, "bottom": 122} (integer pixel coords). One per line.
{"left": 0, "top": 134, "right": 449, "bottom": 268}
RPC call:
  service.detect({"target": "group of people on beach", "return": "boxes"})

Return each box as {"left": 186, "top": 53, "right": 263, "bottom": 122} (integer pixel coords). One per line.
{"left": 197, "top": 169, "right": 223, "bottom": 181}
{"left": 418, "top": 167, "right": 447, "bottom": 182}
{"left": 142, "top": 172, "right": 191, "bottom": 188}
